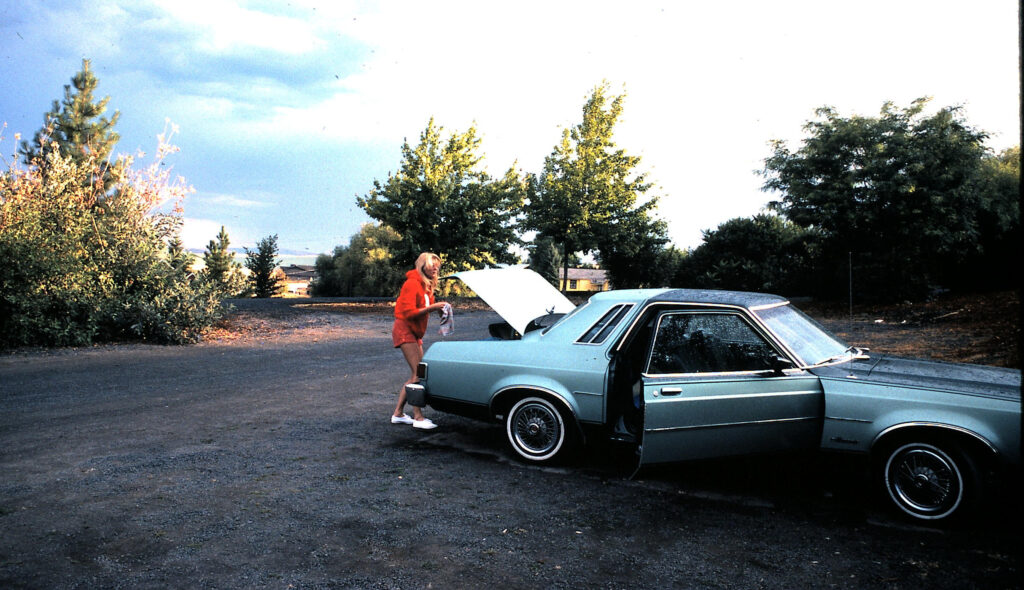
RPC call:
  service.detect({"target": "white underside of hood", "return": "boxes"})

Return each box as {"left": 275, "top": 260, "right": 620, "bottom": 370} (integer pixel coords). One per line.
{"left": 448, "top": 267, "right": 576, "bottom": 335}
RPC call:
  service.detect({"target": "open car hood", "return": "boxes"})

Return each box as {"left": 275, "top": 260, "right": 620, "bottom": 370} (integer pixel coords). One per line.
{"left": 448, "top": 267, "right": 576, "bottom": 335}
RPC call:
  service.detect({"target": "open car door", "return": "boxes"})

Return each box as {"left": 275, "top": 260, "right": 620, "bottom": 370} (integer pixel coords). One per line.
{"left": 638, "top": 309, "right": 824, "bottom": 465}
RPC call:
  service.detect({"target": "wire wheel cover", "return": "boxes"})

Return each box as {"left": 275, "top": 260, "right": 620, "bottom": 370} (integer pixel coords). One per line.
{"left": 887, "top": 444, "right": 963, "bottom": 517}
{"left": 512, "top": 402, "right": 562, "bottom": 455}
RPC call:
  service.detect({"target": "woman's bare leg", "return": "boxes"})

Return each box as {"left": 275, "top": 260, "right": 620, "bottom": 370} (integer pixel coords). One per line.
{"left": 394, "top": 342, "right": 425, "bottom": 421}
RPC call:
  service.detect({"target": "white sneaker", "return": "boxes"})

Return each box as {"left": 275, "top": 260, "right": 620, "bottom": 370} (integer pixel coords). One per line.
{"left": 391, "top": 414, "right": 414, "bottom": 425}
{"left": 412, "top": 418, "right": 437, "bottom": 430}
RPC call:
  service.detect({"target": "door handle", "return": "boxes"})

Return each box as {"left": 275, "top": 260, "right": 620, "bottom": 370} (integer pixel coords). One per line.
{"left": 660, "top": 387, "right": 682, "bottom": 396}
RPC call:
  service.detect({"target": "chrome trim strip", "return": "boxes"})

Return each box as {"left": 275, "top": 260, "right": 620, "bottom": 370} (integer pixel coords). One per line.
{"left": 824, "top": 416, "right": 872, "bottom": 424}
{"left": 646, "top": 415, "right": 817, "bottom": 433}
{"left": 654, "top": 390, "right": 821, "bottom": 402}
{"left": 750, "top": 300, "right": 790, "bottom": 311}
{"left": 642, "top": 369, "right": 805, "bottom": 379}
{"left": 872, "top": 422, "right": 998, "bottom": 455}
{"left": 491, "top": 385, "right": 576, "bottom": 418}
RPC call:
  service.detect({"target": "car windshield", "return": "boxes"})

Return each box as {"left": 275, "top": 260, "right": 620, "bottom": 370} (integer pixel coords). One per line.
{"left": 754, "top": 303, "right": 849, "bottom": 366}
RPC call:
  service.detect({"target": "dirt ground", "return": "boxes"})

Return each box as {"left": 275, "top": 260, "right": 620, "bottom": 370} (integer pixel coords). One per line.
{"left": 801, "top": 291, "right": 1019, "bottom": 369}
{"left": 0, "top": 291, "right": 1019, "bottom": 588}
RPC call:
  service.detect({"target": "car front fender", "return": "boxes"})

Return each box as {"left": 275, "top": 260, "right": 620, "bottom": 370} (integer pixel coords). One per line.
{"left": 823, "top": 385, "right": 1019, "bottom": 464}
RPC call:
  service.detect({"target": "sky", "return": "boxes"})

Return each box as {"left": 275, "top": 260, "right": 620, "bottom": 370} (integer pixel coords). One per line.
{"left": 1, "top": 0, "right": 1019, "bottom": 259}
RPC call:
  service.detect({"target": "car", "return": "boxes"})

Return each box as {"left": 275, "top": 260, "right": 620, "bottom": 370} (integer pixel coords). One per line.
{"left": 411, "top": 267, "right": 1020, "bottom": 522}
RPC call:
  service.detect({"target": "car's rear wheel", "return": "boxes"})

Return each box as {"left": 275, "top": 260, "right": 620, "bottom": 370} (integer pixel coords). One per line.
{"left": 881, "top": 440, "right": 977, "bottom": 522}
{"left": 505, "top": 396, "right": 568, "bottom": 463}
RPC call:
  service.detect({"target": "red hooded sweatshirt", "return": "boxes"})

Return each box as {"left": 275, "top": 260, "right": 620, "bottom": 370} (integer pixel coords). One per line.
{"left": 394, "top": 269, "right": 432, "bottom": 339}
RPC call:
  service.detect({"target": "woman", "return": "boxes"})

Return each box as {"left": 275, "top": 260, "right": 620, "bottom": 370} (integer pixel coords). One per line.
{"left": 390, "top": 252, "right": 447, "bottom": 429}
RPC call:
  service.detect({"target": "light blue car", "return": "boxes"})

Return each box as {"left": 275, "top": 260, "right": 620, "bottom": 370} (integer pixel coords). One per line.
{"left": 415, "top": 268, "right": 1020, "bottom": 522}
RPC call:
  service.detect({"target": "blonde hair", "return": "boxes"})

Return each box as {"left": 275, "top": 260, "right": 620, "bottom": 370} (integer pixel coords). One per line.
{"left": 414, "top": 252, "right": 441, "bottom": 293}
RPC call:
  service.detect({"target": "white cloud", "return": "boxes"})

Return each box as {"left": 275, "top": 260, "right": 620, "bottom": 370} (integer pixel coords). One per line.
{"left": 148, "top": 0, "right": 325, "bottom": 55}
{"left": 179, "top": 217, "right": 257, "bottom": 250}
{"left": 196, "top": 192, "right": 274, "bottom": 209}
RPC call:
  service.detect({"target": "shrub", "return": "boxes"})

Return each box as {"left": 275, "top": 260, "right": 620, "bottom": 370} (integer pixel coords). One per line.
{"left": 0, "top": 126, "right": 224, "bottom": 347}
{"left": 311, "top": 223, "right": 405, "bottom": 297}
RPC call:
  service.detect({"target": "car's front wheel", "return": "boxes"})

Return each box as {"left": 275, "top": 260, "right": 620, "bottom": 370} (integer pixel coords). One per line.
{"left": 881, "top": 440, "right": 978, "bottom": 522}
{"left": 505, "top": 396, "right": 569, "bottom": 463}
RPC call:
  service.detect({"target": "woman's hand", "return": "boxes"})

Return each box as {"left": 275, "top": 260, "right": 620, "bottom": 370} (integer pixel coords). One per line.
{"left": 415, "top": 302, "right": 447, "bottom": 318}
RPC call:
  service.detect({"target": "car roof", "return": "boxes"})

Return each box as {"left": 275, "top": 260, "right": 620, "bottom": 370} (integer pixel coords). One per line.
{"left": 591, "top": 288, "right": 789, "bottom": 310}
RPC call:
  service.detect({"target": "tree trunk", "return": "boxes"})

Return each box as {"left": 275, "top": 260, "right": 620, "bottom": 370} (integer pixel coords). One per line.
{"left": 561, "top": 243, "right": 570, "bottom": 293}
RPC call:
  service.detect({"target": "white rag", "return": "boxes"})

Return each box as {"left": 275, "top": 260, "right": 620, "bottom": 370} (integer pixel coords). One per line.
{"left": 438, "top": 302, "right": 454, "bottom": 336}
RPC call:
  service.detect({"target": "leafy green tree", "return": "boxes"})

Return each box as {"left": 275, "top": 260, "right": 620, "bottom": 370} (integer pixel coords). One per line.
{"left": 955, "top": 145, "right": 1020, "bottom": 290}
{"left": 659, "top": 246, "right": 691, "bottom": 288}
{"left": 526, "top": 82, "right": 664, "bottom": 290}
{"left": 203, "top": 226, "right": 245, "bottom": 295}
{"left": 595, "top": 209, "right": 669, "bottom": 289}
{"left": 20, "top": 59, "right": 121, "bottom": 191}
{"left": 245, "top": 234, "right": 283, "bottom": 298}
{"left": 312, "top": 223, "right": 405, "bottom": 297}
{"left": 676, "top": 214, "right": 813, "bottom": 294}
{"left": 761, "top": 98, "right": 990, "bottom": 301}
{"left": 358, "top": 118, "right": 525, "bottom": 271}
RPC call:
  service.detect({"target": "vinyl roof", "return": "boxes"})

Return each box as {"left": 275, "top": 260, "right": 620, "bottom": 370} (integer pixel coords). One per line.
{"left": 593, "top": 288, "right": 788, "bottom": 310}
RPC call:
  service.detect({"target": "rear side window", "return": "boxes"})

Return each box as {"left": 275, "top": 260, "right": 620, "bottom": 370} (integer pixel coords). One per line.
{"left": 577, "top": 304, "right": 633, "bottom": 345}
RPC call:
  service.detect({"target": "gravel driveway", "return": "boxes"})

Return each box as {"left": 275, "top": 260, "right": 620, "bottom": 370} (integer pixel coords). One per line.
{"left": 1, "top": 302, "right": 1019, "bottom": 588}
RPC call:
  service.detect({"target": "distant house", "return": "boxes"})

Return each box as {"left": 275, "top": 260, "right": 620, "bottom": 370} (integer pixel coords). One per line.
{"left": 278, "top": 264, "right": 317, "bottom": 296}
{"left": 558, "top": 268, "right": 609, "bottom": 293}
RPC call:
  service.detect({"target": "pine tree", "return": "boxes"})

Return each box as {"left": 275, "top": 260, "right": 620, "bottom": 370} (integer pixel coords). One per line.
{"left": 245, "top": 235, "right": 283, "bottom": 298}
{"left": 527, "top": 236, "right": 561, "bottom": 288}
{"left": 204, "top": 226, "right": 234, "bottom": 282}
{"left": 20, "top": 59, "right": 121, "bottom": 191}
{"left": 167, "top": 235, "right": 194, "bottom": 274}
{"left": 203, "top": 226, "right": 244, "bottom": 295}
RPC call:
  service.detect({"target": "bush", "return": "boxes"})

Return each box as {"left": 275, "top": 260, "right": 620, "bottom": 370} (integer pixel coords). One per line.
{"left": 311, "top": 223, "right": 405, "bottom": 297}
{"left": 676, "top": 214, "right": 813, "bottom": 295}
{"left": 0, "top": 128, "right": 224, "bottom": 348}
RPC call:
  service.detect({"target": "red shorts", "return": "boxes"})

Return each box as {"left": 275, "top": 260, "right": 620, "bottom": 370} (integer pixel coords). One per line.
{"left": 391, "top": 319, "right": 423, "bottom": 348}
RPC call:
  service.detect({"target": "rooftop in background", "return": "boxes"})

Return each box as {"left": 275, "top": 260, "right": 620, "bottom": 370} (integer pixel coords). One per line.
{"left": 279, "top": 265, "right": 317, "bottom": 281}
{"left": 559, "top": 268, "right": 609, "bottom": 293}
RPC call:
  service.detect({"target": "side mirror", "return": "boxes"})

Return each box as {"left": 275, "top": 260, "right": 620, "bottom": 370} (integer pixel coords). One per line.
{"left": 767, "top": 356, "right": 795, "bottom": 376}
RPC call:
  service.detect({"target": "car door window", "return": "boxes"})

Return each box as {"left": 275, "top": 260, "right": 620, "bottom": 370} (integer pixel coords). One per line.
{"left": 647, "top": 312, "right": 779, "bottom": 375}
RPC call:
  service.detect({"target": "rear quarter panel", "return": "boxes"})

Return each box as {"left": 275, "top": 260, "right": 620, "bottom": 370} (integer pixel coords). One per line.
{"left": 423, "top": 338, "right": 611, "bottom": 423}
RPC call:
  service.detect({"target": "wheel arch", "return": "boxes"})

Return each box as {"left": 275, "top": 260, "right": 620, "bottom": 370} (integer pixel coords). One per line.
{"left": 491, "top": 386, "right": 586, "bottom": 443}
{"left": 871, "top": 422, "right": 999, "bottom": 467}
